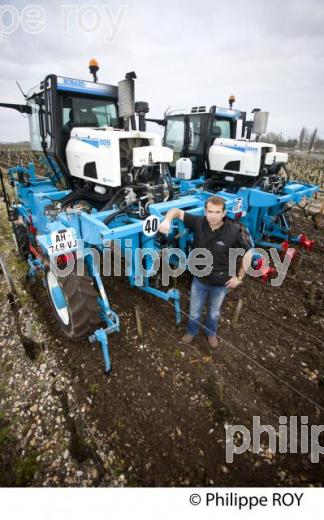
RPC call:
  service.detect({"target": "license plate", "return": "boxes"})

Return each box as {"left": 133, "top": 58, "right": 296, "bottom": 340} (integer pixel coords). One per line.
{"left": 233, "top": 198, "right": 243, "bottom": 213}
{"left": 48, "top": 228, "right": 78, "bottom": 255}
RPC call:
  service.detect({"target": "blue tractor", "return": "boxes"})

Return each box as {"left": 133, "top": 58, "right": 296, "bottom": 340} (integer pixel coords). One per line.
{"left": 0, "top": 61, "right": 318, "bottom": 372}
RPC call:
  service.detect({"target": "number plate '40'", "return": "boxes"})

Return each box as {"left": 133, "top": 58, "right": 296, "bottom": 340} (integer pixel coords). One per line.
{"left": 143, "top": 216, "right": 160, "bottom": 237}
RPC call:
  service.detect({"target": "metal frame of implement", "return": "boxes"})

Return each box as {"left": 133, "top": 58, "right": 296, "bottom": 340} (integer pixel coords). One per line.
{"left": 6, "top": 159, "right": 318, "bottom": 372}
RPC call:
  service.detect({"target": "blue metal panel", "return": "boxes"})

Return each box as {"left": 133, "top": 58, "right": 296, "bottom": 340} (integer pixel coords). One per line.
{"left": 56, "top": 76, "right": 118, "bottom": 98}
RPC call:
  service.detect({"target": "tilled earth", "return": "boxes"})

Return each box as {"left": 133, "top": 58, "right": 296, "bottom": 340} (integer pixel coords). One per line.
{"left": 0, "top": 202, "right": 324, "bottom": 487}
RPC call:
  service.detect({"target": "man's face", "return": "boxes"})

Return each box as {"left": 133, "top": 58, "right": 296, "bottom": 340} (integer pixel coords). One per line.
{"left": 205, "top": 202, "right": 226, "bottom": 228}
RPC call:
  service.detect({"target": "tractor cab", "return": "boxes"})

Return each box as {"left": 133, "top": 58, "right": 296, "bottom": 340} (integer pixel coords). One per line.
{"left": 0, "top": 61, "right": 141, "bottom": 189}
{"left": 25, "top": 74, "right": 120, "bottom": 187}
{"left": 147, "top": 100, "right": 285, "bottom": 190}
{"left": 162, "top": 105, "right": 240, "bottom": 178}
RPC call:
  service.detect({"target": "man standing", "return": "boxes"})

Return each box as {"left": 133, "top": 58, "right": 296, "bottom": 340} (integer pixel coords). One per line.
{"left": 159, "top": 196, "right": 252, "bottom": 347}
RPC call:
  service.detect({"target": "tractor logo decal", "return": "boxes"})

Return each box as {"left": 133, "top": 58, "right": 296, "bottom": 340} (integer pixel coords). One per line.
{"left": 76, "top": 137, "right": 111, "bottom": 148}
{"left": 220, "top": 144, "right": 258, "bottom": 153}
{"left": 63, "top": 78, "right": 86, "bottom": 88}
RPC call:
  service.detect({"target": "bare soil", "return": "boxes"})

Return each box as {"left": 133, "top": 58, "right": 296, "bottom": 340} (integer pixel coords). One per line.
{"left": 0, "top": 202, "right": 324, "bottom": 486}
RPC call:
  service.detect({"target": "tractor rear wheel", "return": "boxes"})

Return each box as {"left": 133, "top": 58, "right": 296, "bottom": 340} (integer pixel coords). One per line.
{"left": 45, "top": 268, "right": 102, "bottom": 341}
{"left": 12, "top": 222, "right": 29, "bottom": 259}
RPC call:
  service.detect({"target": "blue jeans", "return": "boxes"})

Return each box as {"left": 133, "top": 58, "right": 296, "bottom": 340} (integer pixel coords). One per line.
{"left": 187, "top": 277, "right": 228, "bottom": 337}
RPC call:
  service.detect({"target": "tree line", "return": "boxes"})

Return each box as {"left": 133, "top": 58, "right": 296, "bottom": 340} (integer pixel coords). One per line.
{"left": 261, "top": 128, "right": 324, "bottom": 151}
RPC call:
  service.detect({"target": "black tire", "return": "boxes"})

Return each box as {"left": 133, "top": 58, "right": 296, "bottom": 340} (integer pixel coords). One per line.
{"left": 12, "top": 222, "right": 29, "bottom": 259}
{"left": 46, "top": 268, "right": 102, "bottom": 341}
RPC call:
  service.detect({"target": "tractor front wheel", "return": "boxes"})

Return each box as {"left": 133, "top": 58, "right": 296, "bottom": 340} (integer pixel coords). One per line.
{"left": 45, "top": 268, "right": 102, "bottom": 341}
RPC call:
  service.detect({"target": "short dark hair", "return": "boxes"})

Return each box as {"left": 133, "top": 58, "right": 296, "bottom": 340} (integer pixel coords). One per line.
{"left": 205, "top": 195, "right": 226, "bottom": 211}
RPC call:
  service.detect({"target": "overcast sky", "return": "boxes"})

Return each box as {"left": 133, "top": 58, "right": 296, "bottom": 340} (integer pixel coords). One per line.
{"left": 0, "top": 0, "right": 323, "bottom": 142}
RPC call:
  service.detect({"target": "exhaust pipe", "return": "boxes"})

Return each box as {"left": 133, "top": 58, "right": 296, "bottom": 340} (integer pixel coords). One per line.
{"left": 118, "top": 71, "right": 136, "bottom": 130}
{"left": 135, "top": 101, "right": 149, "bottom": 131}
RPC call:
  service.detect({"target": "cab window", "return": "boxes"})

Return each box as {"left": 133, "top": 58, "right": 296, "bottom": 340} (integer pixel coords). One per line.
{"left": 212, "top": 118, "right": 231, "bottom": 139}
{"left": 188, "top": 115, "right": 202, "bottom": 151}
{"left": 62, "top": 96, "right": 118, "bottom": 129}
{"left": 164, "top": 117, "right": 185, "bottom": 152}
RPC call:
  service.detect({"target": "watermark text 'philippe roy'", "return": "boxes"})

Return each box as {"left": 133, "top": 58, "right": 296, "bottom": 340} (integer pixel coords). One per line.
{"left": 225, "top": 416, "right": 324, "bottom": 463}
{"left": 51, "top": 241, "right": 294, "bottom": 288}
{"left": 0, "top": 4, "right": 127, "bottom": 42}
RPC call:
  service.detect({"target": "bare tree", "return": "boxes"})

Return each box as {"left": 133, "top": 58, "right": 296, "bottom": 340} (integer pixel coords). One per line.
{"left": 298, "top": 127, "right": 306, "bottom": 150}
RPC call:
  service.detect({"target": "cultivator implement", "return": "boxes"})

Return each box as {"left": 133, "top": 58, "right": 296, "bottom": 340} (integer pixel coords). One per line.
{"left": 0, "top": 60, "right": 319, "bottom": 371}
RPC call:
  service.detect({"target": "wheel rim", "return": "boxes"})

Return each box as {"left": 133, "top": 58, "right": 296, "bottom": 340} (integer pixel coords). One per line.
{"left": 47, "top": 271, "right": 70, "bottom": 325}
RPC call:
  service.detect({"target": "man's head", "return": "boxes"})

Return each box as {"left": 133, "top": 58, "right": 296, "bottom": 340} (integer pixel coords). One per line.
{"left": 204, "top": 196, "right": 226, "bottom": 229}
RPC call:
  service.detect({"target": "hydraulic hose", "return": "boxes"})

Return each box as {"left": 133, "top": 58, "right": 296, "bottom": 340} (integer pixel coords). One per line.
{"left": 100, "top": 187, "right": 126, "bottom": 212}
{"left": 103, "top": 199, "right": 139, "bottom": 226}
{"left": 161, "top": 163, "right": 174, "bottom": 201}
{"left": 60, "top": 188, "right": 114, "bottom": 209}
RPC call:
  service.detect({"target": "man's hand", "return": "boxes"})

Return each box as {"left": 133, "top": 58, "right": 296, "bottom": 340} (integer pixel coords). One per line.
{"left": 225, "top": 276, "right": 242, "bottom": 289}
{"left": 158, "top": 208, "right": 184, "bottom": 235}
{"left": 159, "top": 218, "right": 172, "bottom": 235}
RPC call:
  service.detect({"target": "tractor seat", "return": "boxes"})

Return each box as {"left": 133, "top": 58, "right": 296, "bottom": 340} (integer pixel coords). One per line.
{"left": 211, "top": 125, "right": 222, "bottom": 141}
{"left": 73, "top": 107, "right": 99, "bottom": 127}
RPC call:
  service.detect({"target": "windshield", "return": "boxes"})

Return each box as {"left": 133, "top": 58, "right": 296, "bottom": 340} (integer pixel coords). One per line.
{"left": 62, "top": 96, "right": 119, "bottom": 129}
{"left": 165, "top": 114, "right": 232, "bottom": 152}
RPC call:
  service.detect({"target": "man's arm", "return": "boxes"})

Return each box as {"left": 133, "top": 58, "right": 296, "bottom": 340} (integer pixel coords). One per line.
{"left": 159, "top": 208, "right": 184, "bottom": 234}
{"left": 237, "top": 249, "right": 253, "bottom": 279}
{"left": 225, "top": 249, "right": 253, "bottom": 289}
